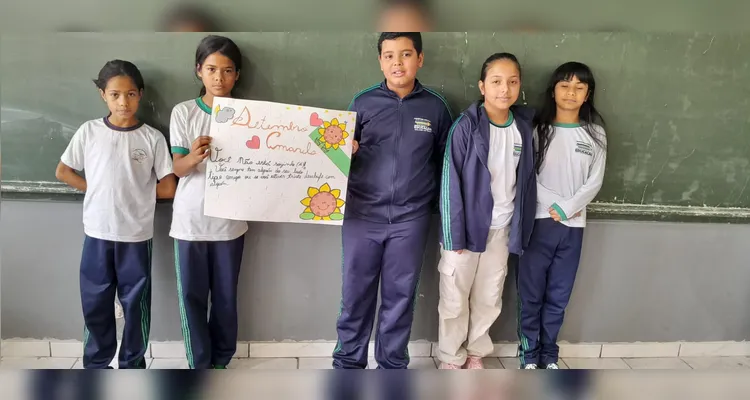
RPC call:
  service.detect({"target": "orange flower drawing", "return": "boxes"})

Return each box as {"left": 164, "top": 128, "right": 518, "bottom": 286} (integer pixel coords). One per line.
{"left": 299, "top": 183, "right": 345, "bottom": 221}
{"left": 316, "top": 118, "right": 349, "bottom": 150}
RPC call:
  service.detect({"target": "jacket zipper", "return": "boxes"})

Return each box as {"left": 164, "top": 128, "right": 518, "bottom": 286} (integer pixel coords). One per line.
{"left": 388, "top": 98, "right": 403, "bottom": 224}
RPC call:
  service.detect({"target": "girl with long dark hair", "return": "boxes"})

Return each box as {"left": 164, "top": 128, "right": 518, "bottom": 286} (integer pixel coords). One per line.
{"left": 517, "top": 61, "right": 607, "bottom": 369}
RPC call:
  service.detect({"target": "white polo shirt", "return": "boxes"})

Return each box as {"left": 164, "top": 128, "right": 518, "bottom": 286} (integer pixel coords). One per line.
{"left": 169, "top": 98, "right": 248, "bottom": 241}
{"left": 60, "top": 117, "right": 173, "bottom": 242}
{"left": 487, "top": 111, "right": 522, "bottom": 229}
{"left": 535, "top": 123, "right": 607, "bottom": 227}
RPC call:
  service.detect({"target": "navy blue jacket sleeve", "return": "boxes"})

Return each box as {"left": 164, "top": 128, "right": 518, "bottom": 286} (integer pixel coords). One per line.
{"left": 508, "top": 111, "right": 538, "bottom": 255}
{"left": 439, "top": 114, "right": 468, "bottom": 251}
{"left": 434, "top": 103, "right": 453, "bottom": 166}
{"left": 432, "top": 102, "right": 454, "bottom": 213}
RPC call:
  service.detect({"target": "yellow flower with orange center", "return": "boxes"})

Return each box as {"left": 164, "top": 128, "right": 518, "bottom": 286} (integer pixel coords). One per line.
{"left": 299, "top": 183, "right": 345, "bottom": 221}
{"left": 317, "top": 118, "right": 349, "bottom": 150}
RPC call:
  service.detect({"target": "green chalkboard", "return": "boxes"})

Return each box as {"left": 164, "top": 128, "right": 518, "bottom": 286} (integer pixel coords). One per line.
{"left": 2, "top": 33, "right": 749, "bottom": 221}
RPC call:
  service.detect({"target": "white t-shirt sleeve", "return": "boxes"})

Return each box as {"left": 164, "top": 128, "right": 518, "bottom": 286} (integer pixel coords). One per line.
{"left": 170, "top": 105, "right": 191, "bottom": 155}
{"left": 60, "top": 124, "right": 86, "bottom": 171}
{"left": 153, "top": 133, "right": 174, "bottom": 180}
{"left": 555, "top": 130, "right": 607, "bottom": 219}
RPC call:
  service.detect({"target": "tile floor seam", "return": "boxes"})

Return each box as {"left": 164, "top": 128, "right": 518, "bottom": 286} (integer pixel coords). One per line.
{"left": 680, "top": 357, "right": 694, "bottom": 369}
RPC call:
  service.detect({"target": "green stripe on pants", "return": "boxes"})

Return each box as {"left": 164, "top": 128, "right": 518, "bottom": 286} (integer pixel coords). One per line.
{"left": 173, "top": 240, "right": 196, "bottom": 369}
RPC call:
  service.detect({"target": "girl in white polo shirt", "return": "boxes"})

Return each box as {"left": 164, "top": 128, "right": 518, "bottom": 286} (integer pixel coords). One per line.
{"left": 56, "top": 60, "right": 176, "bottom": 369}
{"left": 169, "top": 35, "right": 248, "bottom": 369}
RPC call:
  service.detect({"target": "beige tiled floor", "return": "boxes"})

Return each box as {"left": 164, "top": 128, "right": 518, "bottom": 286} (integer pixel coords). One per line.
{"left": 623, "top": 357, "right": 692, "bottom": 369}
{"left": 0, "top": 357, "right": 78, "bottom": 369}
{"left": 4, "top": 355, "right": 750, "bottom": 370}
{"left": 298, "top": 357, "right": 335, "bottom": 370}
{"left": 149, "top": 358, "right": 187, "bottom": 369}
{"left": 563, "top": 358, "right": 631, "bottom": 369}
{"left": 681, "top": 357, "right": 750, "bottom": 370}
{"left": 230, "top": 358, "right": 299, "bottom": 369}
{"left": 479, "top": 357, "right": 504, "bottom": 369}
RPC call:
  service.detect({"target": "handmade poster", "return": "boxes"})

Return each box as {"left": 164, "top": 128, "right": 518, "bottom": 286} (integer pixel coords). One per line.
{"left": 203, "top": 98, "right": 356, "bottom": 225}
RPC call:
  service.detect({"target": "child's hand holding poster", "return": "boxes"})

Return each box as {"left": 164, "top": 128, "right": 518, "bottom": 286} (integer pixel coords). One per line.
{"left": 203, "top": 98, "right": 355, "bottom": 225}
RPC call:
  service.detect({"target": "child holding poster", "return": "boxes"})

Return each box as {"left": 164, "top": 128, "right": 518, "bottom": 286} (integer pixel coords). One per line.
{"left": 169, "top": 35, "right": 248, "bottom": 369}
{"left": 333, "top": 32, "right": 454, "bottom": 369}
{"left": 55, "top": 60, "right": 175, "bottom": 369}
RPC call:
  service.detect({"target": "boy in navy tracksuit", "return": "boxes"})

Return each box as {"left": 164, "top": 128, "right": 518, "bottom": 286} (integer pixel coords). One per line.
{"left": 333, "top": 32, "right": 453, "bottom": 369}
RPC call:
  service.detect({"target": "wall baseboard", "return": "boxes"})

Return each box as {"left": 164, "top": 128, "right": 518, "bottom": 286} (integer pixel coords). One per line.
{"left": 3, "top": 339, "right": 749, "bottom": 359}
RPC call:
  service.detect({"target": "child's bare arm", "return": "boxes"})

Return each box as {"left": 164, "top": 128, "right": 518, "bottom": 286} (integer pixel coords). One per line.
{"left": 173, "top": 136, "right": 211, "bottom": 178}
{"left": 55, "top": 161, "right": 87, "bottom": 192}
{"left": 156, "top": 173, "right": 177, "bottom": 199}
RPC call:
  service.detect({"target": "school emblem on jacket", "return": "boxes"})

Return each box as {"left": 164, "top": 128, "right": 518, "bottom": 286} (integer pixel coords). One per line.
{"left": 131, "top": 149, "right": 148, "bottom": 164}
{"left": 513, "top": 143, "right": 522, "bottom": 157}
{"left": 413, "top": 117, "right": 433, "bottom": 133}
{"left": 575, "top": 141, "right": 594, "bottom": 156}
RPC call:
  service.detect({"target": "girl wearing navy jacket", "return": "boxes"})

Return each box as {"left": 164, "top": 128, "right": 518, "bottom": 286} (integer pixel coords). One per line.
{"left": 517, "top": 62, "right": 607, "bottom": 370}
{"left": 437, "top": 53, "right": 537, "bottom": 369}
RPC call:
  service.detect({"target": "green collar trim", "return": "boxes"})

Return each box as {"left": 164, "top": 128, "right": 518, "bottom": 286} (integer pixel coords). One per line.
{"left": 490, "top": 110, "right": 514, "bottom": 128}
{"left": 196, "top": 97, "right": 212, "bottom": 114}
{"left": 553, "top": 122, "right": 581, "bottom": 128}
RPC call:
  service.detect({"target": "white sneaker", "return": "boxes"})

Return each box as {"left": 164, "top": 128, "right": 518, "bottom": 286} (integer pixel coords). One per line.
{"left": 545, "top": 363, "right": 559, "bottom": 370}
{"left": 523, "top": 363, "right": 538, "bottom": 369}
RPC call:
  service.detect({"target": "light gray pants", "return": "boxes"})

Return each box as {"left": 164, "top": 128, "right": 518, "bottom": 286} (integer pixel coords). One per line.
{"left": 437, "top": 227, "right": 511, "bottom": 366}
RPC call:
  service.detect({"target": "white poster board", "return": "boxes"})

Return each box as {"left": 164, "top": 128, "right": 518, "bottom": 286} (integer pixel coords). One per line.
{"left": 203, "top": 98, "right": 355, "bottom": 225}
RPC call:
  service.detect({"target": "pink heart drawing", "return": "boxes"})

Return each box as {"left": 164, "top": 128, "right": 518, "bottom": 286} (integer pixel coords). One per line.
{"left": 246, "top": 135, "right": 261, "bottom": 149}
{"left": 310, "top": 112, "right": 324, "bottom": 127}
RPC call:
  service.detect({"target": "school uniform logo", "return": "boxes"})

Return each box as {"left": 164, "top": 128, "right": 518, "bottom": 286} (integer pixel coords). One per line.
{"left": 513, "top": 143, "right": 522, "bottom": 157}
{"left": 413, "top": 117, "right": 433, "bottom": 133}
{"left": 575, "top": 141, "right": 594, "bottom": 157}
{"left": 131, "top": 149, "right": 148, "bottom": 164}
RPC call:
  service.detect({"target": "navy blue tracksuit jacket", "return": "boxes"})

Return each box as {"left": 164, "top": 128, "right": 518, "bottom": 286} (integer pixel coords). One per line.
{"left": 439, "top": 102, "right": 537, "bottom": 255}
{"left": 333, "top": 80, "right": 453, "bottom": 369}
{"left": 344, "top": 80, "right": 453, "bottom": 223}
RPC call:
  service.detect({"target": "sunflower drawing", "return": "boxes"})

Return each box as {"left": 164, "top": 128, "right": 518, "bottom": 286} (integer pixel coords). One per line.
{"left": 316, "top": 118, "right": 349, "bottom": 150}
{"left": 299, "top": 183, "right": 345, "bottom": 221}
